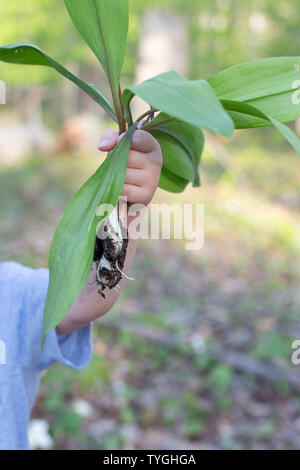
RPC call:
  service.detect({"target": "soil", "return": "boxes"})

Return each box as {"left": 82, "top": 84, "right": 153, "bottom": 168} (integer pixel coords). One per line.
{"left": 93, "top": 218, "right": 129, "bottom": 297}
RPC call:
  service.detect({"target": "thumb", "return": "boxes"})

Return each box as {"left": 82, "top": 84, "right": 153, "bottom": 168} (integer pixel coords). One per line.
{"left": 98, "top": 129, "right": 119, "bottom": 152}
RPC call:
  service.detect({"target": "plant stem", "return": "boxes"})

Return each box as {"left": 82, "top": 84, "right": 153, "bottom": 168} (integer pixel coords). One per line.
{"left": 118, "top": 84, "right": 127, "bottom": 133}
{"left": 136, "top": 107, "right": 158, "bottom": 123}
{"left": 111, "top": 84, "right": 126, "bottom": 134}
{"left": 142, "top": 117, "right": 175, "bottom": 131}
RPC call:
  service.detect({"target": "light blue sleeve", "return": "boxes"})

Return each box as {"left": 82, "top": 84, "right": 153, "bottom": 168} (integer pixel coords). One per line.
{"left": 21, "top": 266, "right": 93, "bottom": 371}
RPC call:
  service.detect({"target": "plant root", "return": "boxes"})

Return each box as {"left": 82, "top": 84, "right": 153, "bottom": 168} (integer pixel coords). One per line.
{"left": 93, "top": 205, "right": 128, "bottom": 298}
{"left": 116, "top": 261, "right": 135, "bottom": 281}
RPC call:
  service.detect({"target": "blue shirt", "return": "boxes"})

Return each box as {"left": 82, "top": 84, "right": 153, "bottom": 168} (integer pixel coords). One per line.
{"left": 0, "top": 262, "right": 93, "bottom": 450}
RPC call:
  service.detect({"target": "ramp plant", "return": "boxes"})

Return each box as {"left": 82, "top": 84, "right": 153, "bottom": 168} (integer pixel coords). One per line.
{"left": 1, "top": 0, "right": 300, "bottom": 337}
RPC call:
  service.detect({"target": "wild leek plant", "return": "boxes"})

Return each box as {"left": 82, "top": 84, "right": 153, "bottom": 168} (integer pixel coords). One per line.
{"left": 1, "top": 0, "right": 300, "bottom": 338}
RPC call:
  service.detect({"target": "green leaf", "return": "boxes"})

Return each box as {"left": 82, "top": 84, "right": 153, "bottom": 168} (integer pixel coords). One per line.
{"left": 222, "top": 99, "right": 300, "bottom": 154}
{"left": 159, "top": 166, "right": 189, "bottom": 193}
{"left": 127, "top": 71, "right": 234, "bottom": 138}
{"left": 151, "top": 130, "right": 194, "bottom": 183}
{"left": 221, "top": 99, "right": 270, "bottom": 128}
{"left": 64, "top": 0, "right": 128, "bottom": 96}
{"left": 208, "top": 57, "right": 300, "bottom": 126}
{"left": 0, "top": 43, "right": 117, "bottom": 122}
{"left": 143, "top": 113, "right": 204, "bottom": 186}
{"left": 43, "top": 124, "right": 137, "bottom": 336}
{"left": 269, "top": 117, "right": 300, "bottom": 154}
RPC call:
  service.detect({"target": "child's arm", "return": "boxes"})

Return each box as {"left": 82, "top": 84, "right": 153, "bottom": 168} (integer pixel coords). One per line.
{"left": 56, "top": 129, "right": 162, "bottom": 335}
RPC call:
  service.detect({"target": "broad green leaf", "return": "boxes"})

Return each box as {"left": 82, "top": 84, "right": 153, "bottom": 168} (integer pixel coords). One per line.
{"left": 64, "top": 0, "right": 128, "bottom": 95}
{"left": 127, "top": 71, "right": 234, "bottom": 138}
{"left": 144, "top": 112, "right": 204, "bottom": 186}
{"left": 208, "top": 57, "right": 300, "bottom": 125}
{"left": 43, "top": 124, "right": 137, "bottom": 336}
{"left": 159, "top": 166, "right": 189, "bottom": 193}
{"left": 0, "top": 43, "right": 117, "bottom": 122}
{"left": 222, "top": 99, "right": 300, "bottom": 154}
{"left": 150, "top": 130, "right": 194, "bottom": 183}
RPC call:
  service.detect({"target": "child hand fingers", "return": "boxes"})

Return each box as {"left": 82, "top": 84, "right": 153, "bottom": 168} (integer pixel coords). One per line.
{"left": 122, "top": 184, "right": 153, "bottom": 205}
{"left": 98, "top": 129, "right": 119, "bottom": 151}
{"left": 100, "top": 130, "right": 153, "bottom": 153}
{"left": 125, "top": 168, "right": 147, "bottom": 187}
{"left": 127, "top": 150, "right": 148, "bottom": 169}
{"left": 130, "top": 130, "right": 161, "bottom": 154}
{"left": 127, "top": 149, "right": 162, "bottom": 171}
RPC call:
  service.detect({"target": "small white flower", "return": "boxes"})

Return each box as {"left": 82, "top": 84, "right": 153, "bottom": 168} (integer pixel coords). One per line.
{"left": 190, "top": 333, "right": 207, "bottom": 354}
{"left": 72, "top": 399, "right": 93, "bottom": 418}
{"left": 28, "top": 419, "right": 54, "bottom": 450}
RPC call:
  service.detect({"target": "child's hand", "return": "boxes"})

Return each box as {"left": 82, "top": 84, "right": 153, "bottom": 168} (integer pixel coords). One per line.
{"left": 98, "top": 129, "right": 162, "bottom": 206}
{"left": 57, "top": 129, "right": 162, "bottom": 336}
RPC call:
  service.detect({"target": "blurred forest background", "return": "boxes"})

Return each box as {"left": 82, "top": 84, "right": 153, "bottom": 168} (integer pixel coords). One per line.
{"left": 1, "top": 0, "right": 300, "bottom": 450}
